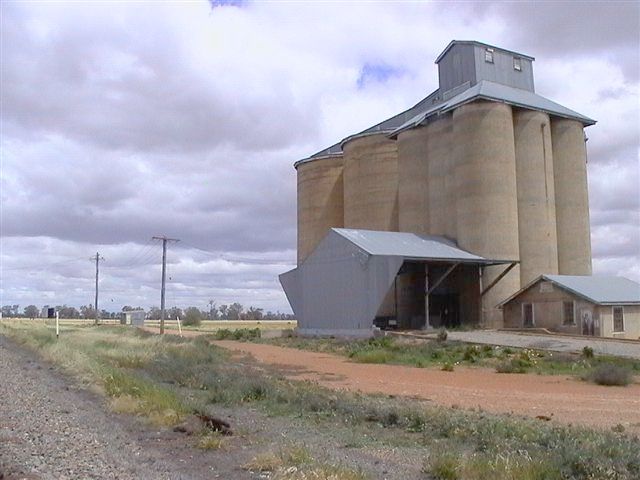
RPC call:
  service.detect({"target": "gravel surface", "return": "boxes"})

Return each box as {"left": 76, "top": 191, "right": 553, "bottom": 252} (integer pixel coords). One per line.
{"left": 0, "top": 335, "right": 251, "bottom": 480}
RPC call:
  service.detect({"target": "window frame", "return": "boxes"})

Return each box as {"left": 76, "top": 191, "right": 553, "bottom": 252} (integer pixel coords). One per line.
{"left": 612, "top": 306, "right": 624, "bottom": 333}
{"left": 562, "top": 301, "right": 575, "bottom": 325}
{"left": 484, "top": 48, "right": 494, "bottom": 64}
{"left": 513, "top": 57, "right": 522, "bottom": 71}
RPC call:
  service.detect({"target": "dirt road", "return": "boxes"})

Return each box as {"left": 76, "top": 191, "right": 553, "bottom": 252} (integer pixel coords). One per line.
{"left": 214, "top": 340, "right": 640, "bottom": 432}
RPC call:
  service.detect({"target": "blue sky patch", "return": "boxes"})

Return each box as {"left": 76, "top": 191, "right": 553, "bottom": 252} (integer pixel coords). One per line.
{"left": 357, "top": 63, "right": 405, "bottom": 88}
{"left": 209, "top": 0, "right": 246, "bottom": 8}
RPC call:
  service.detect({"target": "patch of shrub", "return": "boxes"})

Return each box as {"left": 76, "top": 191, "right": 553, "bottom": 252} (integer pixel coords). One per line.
{"left": 437, "top": 328, "right": 448, "bottom": 342}
{"left": 213, "top": 328, "right": 261, "bottom": 341}
{"left": 582, "top": 346, "right": 595, "bottom": 359}
{"left": 496, "top": 359, "right": 528, "bottom": 374}
{"left": 463, "top": 345, "right": 480, "bottom": 362}
{"left": 424, "top": 451, "right": 461, "bottom": 480}
{"left": 441, "top": 362, "right": 454, "bottom": 372}
{"left": 350, "top": 349, "right": 393, "bottom": 364}
{"left": 183, "top": 307, "right": 202, "bottom": 327}
{"left": 585, "top": 364, "right": 632, "bottom": 386}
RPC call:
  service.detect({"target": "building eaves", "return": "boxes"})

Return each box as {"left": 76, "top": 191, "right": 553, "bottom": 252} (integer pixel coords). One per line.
{"left": 499, "top": 274, "right": 640, "bottom": 306}
{"left": 435, "top": 40, "right": 535, "bottom": 64}
{"left": 390, "top": 80, "right": 596, "bottom": 138}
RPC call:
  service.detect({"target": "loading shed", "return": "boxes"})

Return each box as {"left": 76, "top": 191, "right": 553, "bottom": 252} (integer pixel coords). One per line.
{"left": 280, "top": 228, "right": 516, "bottom": 337}
{"left": 500, "top": 275, "right": 640, "bottom": 339}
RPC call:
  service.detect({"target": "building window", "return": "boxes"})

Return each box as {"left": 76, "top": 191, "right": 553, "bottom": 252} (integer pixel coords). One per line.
{"left": 513, "top": 57, "right": 522, "bottom": 71}
{"left": 613, "top": 306, "right": 624, "bottom": 332}
{"left": 563, "top": 301, "right": 575, "bottom": 325}
{"left": 522, "top": 303, "right": 534, "bottom": 327}
{"left": 485, "top": 48, "right": 494, "bottom": 63}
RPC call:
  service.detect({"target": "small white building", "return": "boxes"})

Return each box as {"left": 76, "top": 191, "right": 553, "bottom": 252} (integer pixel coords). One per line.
{"left": 121, "top": 309, "right": 145, "bottom": 327}
{"left": 501, "top": 275, "right": 640, "bottom": 339}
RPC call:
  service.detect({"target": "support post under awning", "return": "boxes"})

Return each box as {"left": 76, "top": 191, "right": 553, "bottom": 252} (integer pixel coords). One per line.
{"left": 424, "top": 262, "right": 460, "bottom": 330}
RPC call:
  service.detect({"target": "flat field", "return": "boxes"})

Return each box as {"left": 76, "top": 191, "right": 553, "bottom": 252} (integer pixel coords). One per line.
{"left": 3, "top": 317, "right": 296, "bottom": 331}
{"left": 1, "top": 322, "right": 639, "bottom": 480}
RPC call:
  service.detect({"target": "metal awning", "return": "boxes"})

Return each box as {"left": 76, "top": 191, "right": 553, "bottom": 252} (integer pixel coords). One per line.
{"left": 332, "top": 228, "right": 514, "bottom": 266}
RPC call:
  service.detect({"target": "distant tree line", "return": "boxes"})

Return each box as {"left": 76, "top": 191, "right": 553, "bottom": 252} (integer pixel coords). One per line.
{"left": 2, "top": 303, "right": 294, "bottom": 321}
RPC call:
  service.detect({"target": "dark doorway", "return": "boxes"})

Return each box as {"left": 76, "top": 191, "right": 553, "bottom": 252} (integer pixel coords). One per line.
{"left": 430, "top": 294, "right": 460, "bottom": 329}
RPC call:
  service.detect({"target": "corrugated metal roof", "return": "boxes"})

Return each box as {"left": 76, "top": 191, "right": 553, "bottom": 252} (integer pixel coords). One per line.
{"left": 435, "top": 40, "right": 535, "bottom": 64}
{"left": 543, "top": 275, "right": 640, "bottom": 304}
{"left": 391, "top": 80, "right": 596, "bottom": 137}
{"left": 332, "top": 228, "right": 512, "bottom": 265}
{"left": 295, "top": 89, "right": 442, "bottom": 167}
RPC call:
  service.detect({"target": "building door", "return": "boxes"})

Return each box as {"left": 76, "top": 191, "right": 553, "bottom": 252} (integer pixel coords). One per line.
{"left": 522, "top": 303, "right": 534, "bottom": 327}
{"left": 430, "top": 294, "right": 460, "bottom": 328}
{"left": 581, "top": 309, "right": 594, "bottom": 336}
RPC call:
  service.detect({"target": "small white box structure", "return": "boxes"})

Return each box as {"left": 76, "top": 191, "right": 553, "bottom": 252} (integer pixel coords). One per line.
{"left": 121, "top": 310, "right": 146, "bottom": 327}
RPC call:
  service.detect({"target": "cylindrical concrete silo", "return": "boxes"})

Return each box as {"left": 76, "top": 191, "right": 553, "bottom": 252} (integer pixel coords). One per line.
{"left": 296, "top": 155, "right": 344, "bottom": 264}
{"left": 513, "top": 109, "right": 559, "bottom": 285}
{"left": 426, "top": 114, "right": 455, "bottom": 238}
{"left": 397, "top": 127, "right": 429, "bottom": 235}
{"left": 342, "top": 134, "right": 399, "bottom": 231}
{"left": 343, "top": 133, "right": 399, "bottom": 318}
{"left": 551, "top": 119, "right": 592, "bottom": 275}
{"left": 453, "top": 101, "right": 520, "bottom": 328}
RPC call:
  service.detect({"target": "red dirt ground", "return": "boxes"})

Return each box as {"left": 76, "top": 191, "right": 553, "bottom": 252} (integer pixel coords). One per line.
{"left": 213, "top": 340, "right": 640, "bottom": 433}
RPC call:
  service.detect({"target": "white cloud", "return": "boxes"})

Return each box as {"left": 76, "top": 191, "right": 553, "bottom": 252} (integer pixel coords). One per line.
{"left": 1, "top": 1, "right": 638, "bottom": 312}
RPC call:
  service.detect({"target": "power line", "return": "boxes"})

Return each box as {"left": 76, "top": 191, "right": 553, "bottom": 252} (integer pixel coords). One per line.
{"left": 1, "top": 256, "right": 87, "bottom": 272}
{"left": 113, "top": 240, "right": 156, "bottom": 269}
{"left": 178, "top": 241, "right": 295, "bottom": 266}
{"left": 152, "top": 236, "right": 179, "bottom": 334}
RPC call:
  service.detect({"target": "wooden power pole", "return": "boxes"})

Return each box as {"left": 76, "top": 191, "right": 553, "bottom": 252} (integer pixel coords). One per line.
{"left": 90, "top": 252, "right": 104, "bottom": 325}
{"left": 152, "top": 236, "right": 179, "bottom": 334}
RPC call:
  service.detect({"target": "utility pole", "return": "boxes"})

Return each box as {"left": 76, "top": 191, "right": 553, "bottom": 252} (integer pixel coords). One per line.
{"left": 90, "top": 252, "right": 105, "bottom": 325}
{"left": 152, "top": 236, "right": 179, "bottom": 334}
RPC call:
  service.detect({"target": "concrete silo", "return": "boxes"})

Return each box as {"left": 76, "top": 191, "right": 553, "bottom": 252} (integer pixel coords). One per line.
{"left": 513, "top": 109, "right": 559, "bottom": 285}
{"left": 397, "top": 127, "right": 429, "bottom": 235}
{"left": 551, "top": 119, "right": 592, "bottom": 275}
{"left": 285, "top": 40, "right": 597, "bottom": 334}
{"left": 426, "top": 115, "right": 455, "bottom": 238}
{"left": 453, "top": 101, "right": 520, "bottom": 327}
{"left": 343, "top": 133, "right": 399, "bottom": 318}
{"left": 342, "top": 134, "right": 399, "bottom": 231}
{"left": 296, "top": 155, "right": 344, "bottom": 264}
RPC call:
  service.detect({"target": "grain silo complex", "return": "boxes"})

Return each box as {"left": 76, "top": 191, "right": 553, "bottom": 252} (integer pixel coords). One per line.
{"left": 281, "top": 40, "right": 595, "bottom": 336}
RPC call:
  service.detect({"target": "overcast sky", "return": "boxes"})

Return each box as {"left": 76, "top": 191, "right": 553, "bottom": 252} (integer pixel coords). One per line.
{"left": 1, "top": 0, "right": 638, "bottom": 313}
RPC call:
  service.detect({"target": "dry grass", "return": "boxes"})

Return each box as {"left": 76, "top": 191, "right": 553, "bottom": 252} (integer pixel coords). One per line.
{"left": 243, "top": 451, "right": 284, "bottom": 472}
{"left": 244, "top": 447, "right": 365, "bottom": 480}
{"left": 3, "top": 323, "right": 639, "bottom": 479}
{"left": 197, "top": 432, "right": 226, "bottom": 450}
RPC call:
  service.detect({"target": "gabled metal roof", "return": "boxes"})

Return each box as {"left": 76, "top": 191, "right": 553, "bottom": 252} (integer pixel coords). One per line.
{"left": 435, "top": 40, "right": 535, "bottom": 64}
{"left": 390, "top": 80, "right": 596, "bottom": 138}
{"left": 333, "top": 228, "right": 513, "bottom": 265}
{"left": 501, "top": 275, "right": 640, "bottom": 306}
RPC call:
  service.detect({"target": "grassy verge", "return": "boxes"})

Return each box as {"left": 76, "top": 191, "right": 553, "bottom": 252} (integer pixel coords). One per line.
{"left": 259, "top": 335, "right": 640, "bottom": 380}
{"left": 2, "top": 323, "right": 639, "bottom": 479}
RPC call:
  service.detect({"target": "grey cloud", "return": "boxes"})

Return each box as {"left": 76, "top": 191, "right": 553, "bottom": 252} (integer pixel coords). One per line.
{"left": 474, "top": 1, "right": 640, "bottom": 81}
{"left": 1, "top": 1, "right": 638, "bottom": 312}
{"left": 1, "top": 3, "right": 319, "bottom": 154}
